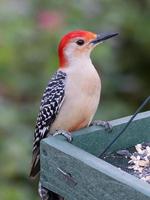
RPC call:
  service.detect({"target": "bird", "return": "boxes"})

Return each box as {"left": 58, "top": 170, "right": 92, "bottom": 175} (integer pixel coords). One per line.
{"left": 29, "top": 29, "right": 118, "bottom": 200}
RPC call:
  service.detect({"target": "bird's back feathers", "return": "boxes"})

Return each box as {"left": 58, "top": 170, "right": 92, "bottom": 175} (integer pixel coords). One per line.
{"left": 29, "top": 70, "right": 66, "bottom": 178}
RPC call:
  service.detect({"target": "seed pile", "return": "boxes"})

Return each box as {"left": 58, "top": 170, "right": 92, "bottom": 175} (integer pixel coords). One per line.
{"left": 128, "top": 143, "right": 150, "bottom": 183}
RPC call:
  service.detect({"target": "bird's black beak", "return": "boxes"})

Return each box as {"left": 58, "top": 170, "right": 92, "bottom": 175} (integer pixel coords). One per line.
{"left": 91, "top": 32, "right": 119, "bottom": 44}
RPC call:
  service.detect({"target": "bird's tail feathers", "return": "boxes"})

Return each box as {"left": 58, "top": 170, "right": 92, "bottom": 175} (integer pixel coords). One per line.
{"left": 29, "top": 149, "right": 40, "bottom": 179}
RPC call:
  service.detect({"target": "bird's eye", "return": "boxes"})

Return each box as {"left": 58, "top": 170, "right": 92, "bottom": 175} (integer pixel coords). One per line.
{"left": 76, "top": 39, "right": 85, "bottom": 46}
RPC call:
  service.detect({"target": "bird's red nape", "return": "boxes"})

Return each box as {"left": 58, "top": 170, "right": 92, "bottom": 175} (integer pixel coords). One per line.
{"left": 58, "top": 30, "right": 96, "bottom": 67}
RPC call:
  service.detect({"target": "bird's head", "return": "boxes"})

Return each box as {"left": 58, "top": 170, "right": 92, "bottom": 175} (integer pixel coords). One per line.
{"left": 58, "top": 30, "right": 118, "bottom": 68}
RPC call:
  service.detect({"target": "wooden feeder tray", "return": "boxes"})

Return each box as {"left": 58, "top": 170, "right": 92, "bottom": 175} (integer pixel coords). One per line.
{"left": 40, "top": 111, "right": 150, "bottom": 200}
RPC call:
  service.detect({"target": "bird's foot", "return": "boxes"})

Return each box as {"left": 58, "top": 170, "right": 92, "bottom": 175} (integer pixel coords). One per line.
{"left": 38, "top": 182, "right": 49, "bottom": 200}
{"left": 90, "top": 120, "right": 112, "bottom": 132}
{"left": 53, "top": 130, "right": 72, "bottom": 142}
{"left": 38, "top": 182, "right": 64, "bottom": 200}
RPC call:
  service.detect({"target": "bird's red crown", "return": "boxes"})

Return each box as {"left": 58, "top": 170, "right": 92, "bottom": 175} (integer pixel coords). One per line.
{"left": 58, "top": 30, "right": 96, "bottom": 67}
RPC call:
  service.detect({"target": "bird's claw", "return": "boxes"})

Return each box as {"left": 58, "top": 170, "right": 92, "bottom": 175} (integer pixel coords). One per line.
{"left": 53, "top": 130, "right": 72, "bottom": 142}
{"left": 90, "top": 120, "right": 112, "bottom": 132}
{"left": 39, "top": 182, "right": 64, "bottom": 200}
{"left": 38, "top": 182, "right": 49, "bottom": 200}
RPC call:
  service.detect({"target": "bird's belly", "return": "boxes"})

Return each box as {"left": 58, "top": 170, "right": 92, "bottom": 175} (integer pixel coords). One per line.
{"left": 50, "top": 80, "right": 101, "bottom": 133}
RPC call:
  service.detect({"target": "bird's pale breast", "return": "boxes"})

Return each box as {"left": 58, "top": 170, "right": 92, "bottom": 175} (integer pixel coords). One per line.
{"left": 50, "top": 64, "right": 101, "bottom": 133}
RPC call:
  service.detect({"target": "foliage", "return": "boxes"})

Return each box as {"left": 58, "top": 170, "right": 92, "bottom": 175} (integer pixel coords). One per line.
{"left": 0, "top": 0, "right": 149, "bottom": 199}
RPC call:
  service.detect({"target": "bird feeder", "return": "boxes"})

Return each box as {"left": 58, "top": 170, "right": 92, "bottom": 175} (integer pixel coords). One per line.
{"left": 40, "top": 111, "right": 150, "bottom": 200}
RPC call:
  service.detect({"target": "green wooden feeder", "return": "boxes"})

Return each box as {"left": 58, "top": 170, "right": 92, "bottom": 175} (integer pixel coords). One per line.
{"left": 40, "top": 111, "right": 150, "bottom": 200}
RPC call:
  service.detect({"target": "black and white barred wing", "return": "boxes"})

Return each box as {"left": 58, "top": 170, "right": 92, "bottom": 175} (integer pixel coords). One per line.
{"left": 30, "top": 71, "right": 66, "bottom": 178}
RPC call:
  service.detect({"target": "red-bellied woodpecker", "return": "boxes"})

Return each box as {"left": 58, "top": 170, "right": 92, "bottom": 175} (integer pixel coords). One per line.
{"left": 29, "top": 30, "right": 118, "bottom": 200}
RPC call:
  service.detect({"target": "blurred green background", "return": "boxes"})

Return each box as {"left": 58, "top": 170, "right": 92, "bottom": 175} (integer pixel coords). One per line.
{"left": 0, "top": 0, "right": 150, "bottom": 199}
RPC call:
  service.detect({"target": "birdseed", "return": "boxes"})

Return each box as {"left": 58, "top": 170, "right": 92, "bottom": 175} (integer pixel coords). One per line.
{"left": 102, "top": 142, "right": 150, "bottom": 184}
{"left": 127, "top": 142, "right": 150, "bottom": 183}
